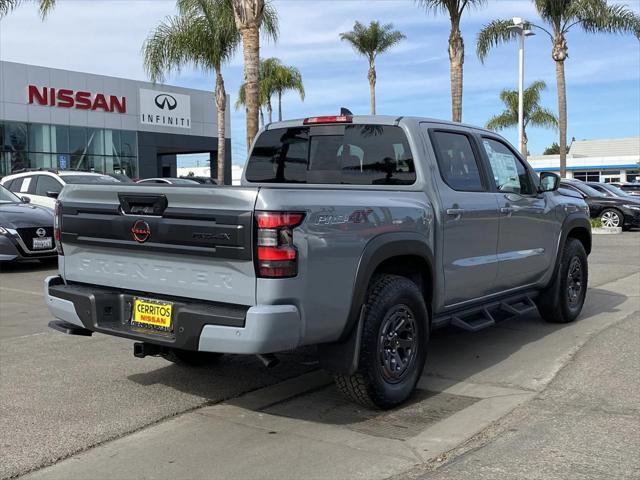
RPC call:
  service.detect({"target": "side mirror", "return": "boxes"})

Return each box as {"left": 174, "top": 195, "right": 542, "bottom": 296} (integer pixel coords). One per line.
{"left": 46, "top": 191, "right": 60, "bottom": 199}
{"left": 21, "top": 196, "right": 31, "bottom": 203}
{"left": 538, "top": 172, "right": 560, "bottom": 193}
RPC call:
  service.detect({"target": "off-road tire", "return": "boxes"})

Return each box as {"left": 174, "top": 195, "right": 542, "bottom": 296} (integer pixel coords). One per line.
{"left": 536, "top": 238, "right": 588, "bottom": 324}
{"left": 334, "top": 274, "right": 428, "bottom": 409}
{"left": 163, "top": 349, "right": 223, "bottom": 367}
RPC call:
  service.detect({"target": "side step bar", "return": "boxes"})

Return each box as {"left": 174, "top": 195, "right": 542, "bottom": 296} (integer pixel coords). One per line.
{"left": 434, "top": 292, "right": 538, "bottom": 332}
{"left": 48, "top": 320, "right": 93, "bottom": 336}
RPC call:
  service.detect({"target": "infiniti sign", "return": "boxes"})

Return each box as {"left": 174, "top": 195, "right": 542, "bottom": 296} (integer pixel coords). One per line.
{"left": 139, "top": 88, "right": 190, "bottom": 129}
{"left": 154, "top": 93, "right": 177, "bottom": 111}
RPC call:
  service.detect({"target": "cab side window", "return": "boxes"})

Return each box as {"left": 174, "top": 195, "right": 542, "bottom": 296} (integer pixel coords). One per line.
{"left": 10, "top": 176, "right": 36, "bottom": 194}
{"left": 35, "top": 175, "right": 63, "bottom": 196}
{"left": 430, "top": 131, "right": 484, "bottom": 191}
{"left": 481, "top": 138, "right": 534, "bottom": 195}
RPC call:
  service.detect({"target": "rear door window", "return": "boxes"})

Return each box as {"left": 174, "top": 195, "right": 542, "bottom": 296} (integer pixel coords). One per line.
{"left": 430, "top": 131, "right": 484, "bottom": 191}
{"left": 245, "top": 124, "right": 415, "bottom": 185}
{"left": 13, "top": 176, "right": 36, "bottom": 194}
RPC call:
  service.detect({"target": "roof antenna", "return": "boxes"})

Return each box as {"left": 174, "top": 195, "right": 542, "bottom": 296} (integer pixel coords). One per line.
{"left": 340, "top": 107, "right": 353, "bottom": 116}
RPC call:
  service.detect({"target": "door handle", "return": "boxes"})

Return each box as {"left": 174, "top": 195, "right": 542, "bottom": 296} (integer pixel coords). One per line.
{"left": 446, "top": 208, "right": 464, "bottom": 217}
{"left": 500, "top": 207, "right": 514, "bottom": 215}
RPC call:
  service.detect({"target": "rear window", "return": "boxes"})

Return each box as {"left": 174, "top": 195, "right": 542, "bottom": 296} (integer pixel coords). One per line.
{"left": 245, "top": 124, "right": 415, "bottom": 185}
{"left": 61, "top": 175, "right": 120, "bottom": 184}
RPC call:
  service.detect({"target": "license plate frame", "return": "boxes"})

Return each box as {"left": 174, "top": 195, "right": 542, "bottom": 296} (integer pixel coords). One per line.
{"left": 32, "top": 237, "right": 53, "bottom": 250}
{"left": 131, "top": 297, "right": 173, "bottom": 331}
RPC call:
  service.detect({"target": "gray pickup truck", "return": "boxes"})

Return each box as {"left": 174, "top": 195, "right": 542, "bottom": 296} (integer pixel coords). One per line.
{"left": 45, "top": 115, "right": 591, "bottom": 408}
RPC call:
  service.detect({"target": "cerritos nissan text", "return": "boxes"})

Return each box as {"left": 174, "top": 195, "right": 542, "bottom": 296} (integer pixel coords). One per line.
{"left": 46, "top": 114, "right": 591, "bottom": 409}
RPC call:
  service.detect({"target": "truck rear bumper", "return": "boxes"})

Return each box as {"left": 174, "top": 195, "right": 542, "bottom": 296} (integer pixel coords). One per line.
{"left": 44, "top": 276, "right": 302, "bottom": 354}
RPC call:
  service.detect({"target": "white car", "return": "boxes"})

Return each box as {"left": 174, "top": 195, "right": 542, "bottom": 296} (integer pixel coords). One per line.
{"left": 0, "top": 170, "right": 120, "bottom": 209}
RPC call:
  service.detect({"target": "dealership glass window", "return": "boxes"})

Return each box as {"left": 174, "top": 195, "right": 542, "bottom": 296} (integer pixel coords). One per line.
{"left": 68, "top": 127, "right": 88, "bottom": 156}
{"left": 118, "top": 157, "right": 137, "bottom": 178}
{"left": 51, "top": 125, "right": 69, "bottom": 154}
{"left": 3, "top": 122, "right": 28, "bottom": 154}
{"left": 104, "top": 129, "right": 121, "bottom": 156}
{"left": 28, "top": 124, "right": 52, "bottom": 153}
{"left": 573, "top": 171, "right": 600, "bottom": 182}
{"left": 3, "top": 122, "right": 28, "bottom": 173}
{"left": 86, "top": 155, "right": 106, "bottom": 173}
{"left": 87, "top": 128, "right": 105, "bottom": 155}
{"left": 121, "top": 130, "right": 137, "bottom": 157}
{"left": 627, "top": 170, "right": 639, "bottom": 183}
{"left": 30, "top": 153, "right": 55, "bottom": 170}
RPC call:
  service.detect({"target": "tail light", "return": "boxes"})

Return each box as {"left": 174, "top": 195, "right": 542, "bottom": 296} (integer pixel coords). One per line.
{"left": 255, "top": 211, "right": 305, "bottom": 278}
{"left": 54, "top": 200, "right": 64, "bottom": 255}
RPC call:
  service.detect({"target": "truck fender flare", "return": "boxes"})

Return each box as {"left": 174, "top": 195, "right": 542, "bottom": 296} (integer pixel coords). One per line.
{"left": 318, "top": 232, "right": 434, "bottom": 375}
{"left": 550, "top": 213, "right": 592, "bottom": 280}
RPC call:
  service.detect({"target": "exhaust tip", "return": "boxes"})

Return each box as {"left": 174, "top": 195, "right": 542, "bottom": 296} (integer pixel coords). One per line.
{"left": 256, "top": 353, "right": 279, "bottom": 368}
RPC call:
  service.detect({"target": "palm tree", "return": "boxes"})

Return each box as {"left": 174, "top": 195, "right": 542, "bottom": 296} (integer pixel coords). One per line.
{"left": 339, "top": 21, "right": 405, "bottom": 115}
{"left": 231, "top": 0, "right": 279, "bottom": 151}
{"left": 143, "top": 0, "right": 237, "bottom": 185}
{"left": 271, "top": 62, "right": 305, "bottom": 121}
{"left": 235, "top": 57, "right": 305, "bottom": 125}
{"left": 415, "top": 0, "right": 486, "bottom": 123}
{"left": 486, "top": 80, "right": 558, "bottom": 158}
{"left": 477, "top": 0, "right": 640, "bottom": 177}
{"left": 235, "top": 79, "right": 270, "bottom": 128}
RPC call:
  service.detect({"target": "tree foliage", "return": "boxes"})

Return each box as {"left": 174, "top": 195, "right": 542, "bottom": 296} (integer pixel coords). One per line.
{"left": 486, "top": 80, "right": 558, "bottom": 132}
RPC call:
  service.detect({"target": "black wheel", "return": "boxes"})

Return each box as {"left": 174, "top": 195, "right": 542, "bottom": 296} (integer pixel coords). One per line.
{"left": 599, "top": 208, "right": 622, "bottom": 228}
{"left": 334, "top": 274, "right": 428, "bottom": 409}
{"left": 536, "top": 238, "right": 588, "bottom": 323}
{"left": 163, "top": 348, "right": 223, "bottom": 367}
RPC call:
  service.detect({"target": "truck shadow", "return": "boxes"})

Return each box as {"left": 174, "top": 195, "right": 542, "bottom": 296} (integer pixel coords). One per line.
{"left": 128, "top": 286, "right": 627, "bottom": 429}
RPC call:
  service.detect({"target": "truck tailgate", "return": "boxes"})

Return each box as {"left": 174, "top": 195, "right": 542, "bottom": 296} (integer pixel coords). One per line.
{"left": 58, "top": 184, "right": 258, "bottom": 306}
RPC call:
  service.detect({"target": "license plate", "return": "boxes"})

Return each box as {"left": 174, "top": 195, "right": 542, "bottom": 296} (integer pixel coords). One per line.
{"left": 32, "top": 237, "right": 52, "bottom": 250}
{"left": 132, "top": 298, "right": 173, "bottom": 330}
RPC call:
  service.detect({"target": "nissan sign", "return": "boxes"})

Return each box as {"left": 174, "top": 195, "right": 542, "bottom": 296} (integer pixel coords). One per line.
{"left": 139, "top": 88, "right": 191, "bottom": 129}
{"left": 28, "top": 85, "right": 127, "bottom": 113}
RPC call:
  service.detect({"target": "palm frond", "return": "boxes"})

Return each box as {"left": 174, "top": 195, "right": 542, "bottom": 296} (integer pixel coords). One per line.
{"left": 570, "top": 0, "right": 640, "bottom": 37}
{"left": 0, "top": 0, "right": 55, "bottom": 19}
{"left": 143, "top": 0, "right": 241, "bottom": 83}
{"left": 415, "top": 0, "right": 486, "bottom": 18}
{"left": 476, "top": 19, "right": 520, "bottom": 63}
{"left": 488, "top": 80, "right": 556, "bottom": 133}
{"left": 529, "top": 107, "right": 558, "bottom": 130}
{"left": 486, "top": 111, "right": 517, "bottom": 131}
{"left": 340, "top": 20, "right": 405, "bottom": 60}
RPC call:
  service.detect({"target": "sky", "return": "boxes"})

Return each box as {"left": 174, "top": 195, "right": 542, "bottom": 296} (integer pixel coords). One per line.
{"left": 1, "top": 0, "right": 639, "bottom": 168}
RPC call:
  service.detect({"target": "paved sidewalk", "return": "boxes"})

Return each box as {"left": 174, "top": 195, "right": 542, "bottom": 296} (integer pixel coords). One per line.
{"left": 401, "top": 311, "right": 640, "bottom": 480}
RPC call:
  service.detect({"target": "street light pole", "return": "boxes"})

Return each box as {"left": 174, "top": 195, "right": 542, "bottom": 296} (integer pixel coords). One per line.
{"left": 518, "top": 28, "right": 525, "bottom": 157}
{"left": 510, "top": 17, "right": 535, "bottom": 158}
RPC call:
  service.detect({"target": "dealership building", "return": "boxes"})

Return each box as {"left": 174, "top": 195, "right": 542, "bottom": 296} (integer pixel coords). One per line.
{"left": 0, "top": 61, "right": 231, "bottom": 182}
{"left": 528, "top": 136, "right": 639, "bottom": 183}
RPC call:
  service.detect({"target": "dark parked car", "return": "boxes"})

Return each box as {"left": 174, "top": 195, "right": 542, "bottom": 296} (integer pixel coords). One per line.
{"left": 585, "top": 182, "right": 634, "bottom": 199}
{"left": 0, "top": 185, "right": 56, "bottom": 262}
{"left": 619, "top": 183, "right": 640, "bottom": 197}
{"left": 560, "top": 179, "right": 640, "bottom": 229}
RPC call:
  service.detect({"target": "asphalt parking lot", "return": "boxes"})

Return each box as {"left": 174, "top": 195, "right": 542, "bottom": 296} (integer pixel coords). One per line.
{"left": 1, "top": 232, "right": 639, "bottom": 480}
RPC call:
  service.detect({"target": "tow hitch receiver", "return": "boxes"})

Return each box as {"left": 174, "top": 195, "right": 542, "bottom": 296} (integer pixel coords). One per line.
{"left": 48, "top": 320, "right": 93, "bottom": 336}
